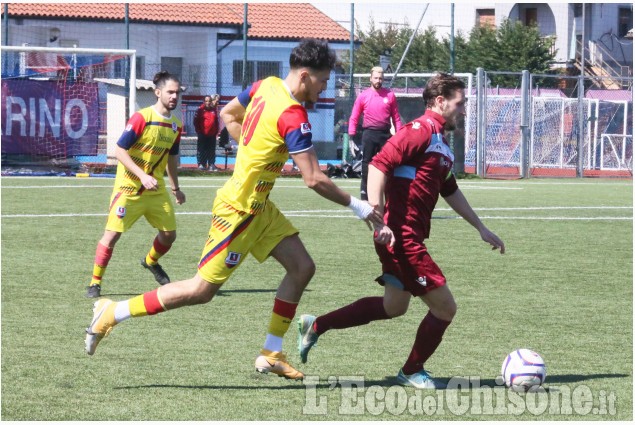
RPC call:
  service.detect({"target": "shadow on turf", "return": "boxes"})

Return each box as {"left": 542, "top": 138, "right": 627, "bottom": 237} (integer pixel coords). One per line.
{"left": 544, "top": 373, "right": 630, "bottom": 383}
{"left": 114, "top": 377, "right": 398, "bottom": 391}
{"left": 103, "top": 289, "right": 312, "bottom": 298}
{"left": 114, "top": 374, "right": 629, "bottom": 392}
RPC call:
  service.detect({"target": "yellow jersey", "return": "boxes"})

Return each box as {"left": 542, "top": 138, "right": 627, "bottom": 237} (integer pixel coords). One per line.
{"left": 114, "top": 106, "right": 182, "bottom": 196}
{"left": 217, "top": 77, "right": 313, "bottom": 214}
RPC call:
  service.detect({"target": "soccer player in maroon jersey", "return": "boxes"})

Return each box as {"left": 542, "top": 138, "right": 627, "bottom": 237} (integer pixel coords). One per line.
{"left": 299, "top": 73, "right": 505, "bottom": 389}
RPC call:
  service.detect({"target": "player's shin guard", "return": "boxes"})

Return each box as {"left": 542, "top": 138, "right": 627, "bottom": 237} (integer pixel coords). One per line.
{"left": 145, "top": 237, "right": 171, "bottom": 266}
{"left": 402, "top": 312, "right": 451, "bottom": 375}
{"left": 91, "top": 243, "right": 113, "bottom": 286}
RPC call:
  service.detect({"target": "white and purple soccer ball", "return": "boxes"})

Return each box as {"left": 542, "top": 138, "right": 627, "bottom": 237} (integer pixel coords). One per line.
{"left": 501, "top": 349, "right": 547, "bottom": 392}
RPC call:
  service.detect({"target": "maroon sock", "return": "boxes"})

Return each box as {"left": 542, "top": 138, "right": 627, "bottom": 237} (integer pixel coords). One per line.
{"left": 313, "top": 297, "right": 390, "bottom": 335}
{"left": 402, "top": 311, "right": 451, "bottom": 375}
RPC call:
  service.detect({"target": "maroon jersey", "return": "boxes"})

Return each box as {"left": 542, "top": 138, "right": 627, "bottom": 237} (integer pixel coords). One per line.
{"left": 371, "top": 110, "right": 458, "bottom": 246}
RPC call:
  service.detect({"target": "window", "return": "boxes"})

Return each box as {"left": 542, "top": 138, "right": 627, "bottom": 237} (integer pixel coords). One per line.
{"left": 573, "top": 4, "right": 582, "bottom": 18}
{"left": 114, "top": 56, "right": 144, "bottom": 79}
{"left": 618, "top": 7, "right": 633, "bottom": 38}
{"left": 189, "top": 64, "right": 201, "bottom": 89}
{"left": 524, "top": 8, "right": 537, "bottom": 26}
{"left": 233, "top": 60, "right": 282, "bottom": 86}
{"left": 160, "top": 57, "right": 183, "bottom": 79}
{"left": 256, "top": 61, "right": 281, "bottom": 80}
{"left": 476, "top": 9, "right": 495, "bottom": 29}
{"left": 233, "top": 60, "right": 254, "bottom": 86}
{"left": 113, "top": 59, "right": 127, "bottom": 78}
{"left": 136, "top": 56, "right": 145, "bottom": 80}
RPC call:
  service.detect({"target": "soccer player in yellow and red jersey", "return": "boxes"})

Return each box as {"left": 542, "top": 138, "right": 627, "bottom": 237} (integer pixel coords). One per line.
{"left": 84, "top": 39, "right": 385, "bottom": 380}
{"left": 85, "top": 71, "right": 186, "bottom": 298}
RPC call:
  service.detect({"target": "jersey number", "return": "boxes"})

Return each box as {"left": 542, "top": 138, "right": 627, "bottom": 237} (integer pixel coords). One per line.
{"left": 241, "top": 96, "right": 265, "bottom": 146}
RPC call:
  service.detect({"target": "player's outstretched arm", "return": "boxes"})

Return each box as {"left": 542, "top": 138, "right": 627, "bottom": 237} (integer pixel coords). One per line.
{"left": 443, "top": 188, "right": 505, "bottom": 254}
{"left": 291, "top": 149, "right": 383, "bottom": 227}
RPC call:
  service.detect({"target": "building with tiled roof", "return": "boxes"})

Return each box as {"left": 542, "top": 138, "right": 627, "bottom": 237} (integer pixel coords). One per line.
{"left": 2, "top": 2, "right": 352, "bottom": 96}
{"left": 2, "top": 2, "right": 352, "bottom": 156}
{"left": 1, "top": 3, "right": 351, "bottom": 41}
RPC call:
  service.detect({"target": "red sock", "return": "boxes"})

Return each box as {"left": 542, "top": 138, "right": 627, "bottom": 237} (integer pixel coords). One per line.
{"left": 313, "top": 297, "right": 389, "bottom": 335}
{"left": 146, "top": 237, "right": 171, "bottom": 264}
{"left": 95, "top": 243, "right": 113, "bottom": 267}
{"left": 402, "top": 312, "right": 451, "bottom": 375}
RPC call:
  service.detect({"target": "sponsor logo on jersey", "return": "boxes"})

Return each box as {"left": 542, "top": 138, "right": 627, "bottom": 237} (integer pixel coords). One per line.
{"left": 116, "top": 206, "right": 126, "bottom": 219}
{"left": 225, "top": 251, "right": 242, "bottom": 268}
{"left": 300, "top": 122, "right": 311, "bottom": 134}
{"left": 125, "top": 124, "right": 133, "bottom": 132}
{"left": 416, "top": 276, "right": 427, "bottom": 287}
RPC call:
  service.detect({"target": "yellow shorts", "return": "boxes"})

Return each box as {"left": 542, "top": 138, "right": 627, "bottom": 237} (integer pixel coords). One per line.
{"left": 197, "top": 198, "right": 298, "bottom": 285}
{"left": 105, "top": 190, "right": 176, "bottom": 233}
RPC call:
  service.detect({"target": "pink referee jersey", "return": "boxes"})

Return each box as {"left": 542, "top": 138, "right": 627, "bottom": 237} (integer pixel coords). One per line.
{"left": 348, "top": 87, "right": 402, "bottom": 135}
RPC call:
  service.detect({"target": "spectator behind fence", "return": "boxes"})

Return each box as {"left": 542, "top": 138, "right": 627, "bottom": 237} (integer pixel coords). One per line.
{"left": 348, "top": 66, "right": 403, "bottom": 200}
{"left": 194, "top": 94, "right": 220, "bottom": 171}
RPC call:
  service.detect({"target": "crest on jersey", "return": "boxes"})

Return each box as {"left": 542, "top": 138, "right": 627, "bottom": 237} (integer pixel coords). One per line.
{"left": 300, "top": 122, "right": 311, "bottom": 134}
{"left": 116, "top": 206, "right": 126, "bottom": 219}
{"left": 383, "top": 97, "right": 389, "bottom": 104}
{"left": 412, "top": 122, "right": 421, "bottom": 130}
{"left": 172, "top": 122, "right": 178, "bottom": 133}
{"left": 225, "top": 251, "right": 242, "bottom": 268}
{"left": 416, "top": 276, "right": 427, "bottom": 287}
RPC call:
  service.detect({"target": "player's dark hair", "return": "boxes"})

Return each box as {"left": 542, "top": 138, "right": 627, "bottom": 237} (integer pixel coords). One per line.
{"left": 153, "top": 71, "right": 180, "bottom": 89}
{"left": 289, "top": 38, "right": 336, "bottom": 71}
{"left": 423, "top": 73, "right": 466, "bottom": 108}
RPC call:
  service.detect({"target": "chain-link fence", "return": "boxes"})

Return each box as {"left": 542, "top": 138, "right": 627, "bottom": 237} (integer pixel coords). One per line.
{"left": 2, "top": 8, "right": 632, "bottom": 177}
{"left": 467, "top": 70, "right": 632, "bottom": 178}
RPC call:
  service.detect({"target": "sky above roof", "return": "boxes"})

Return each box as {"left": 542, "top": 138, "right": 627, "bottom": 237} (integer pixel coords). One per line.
{"left": 311, "top": 1, "right": 450, "bottom": 34}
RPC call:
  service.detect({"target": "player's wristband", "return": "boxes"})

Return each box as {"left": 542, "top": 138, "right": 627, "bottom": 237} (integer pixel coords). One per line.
{"left": 348, "top": 196, "right": 373, "bottom": 219}
{"left": 171, "top": 187, "right": 180, "bottom": 192}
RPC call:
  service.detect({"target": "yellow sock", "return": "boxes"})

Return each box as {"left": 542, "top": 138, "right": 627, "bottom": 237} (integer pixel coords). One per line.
{"left": 263, "top": 298, "right": 297, "bottom": 353}
{"left": 91, "top": 264, "right": 106, "bottom": 286}
{"left": 145, "top": 237, "right": 171, "bottom": 266}
{"left": 128, "top": 288, "right": 166, "bottom": 317}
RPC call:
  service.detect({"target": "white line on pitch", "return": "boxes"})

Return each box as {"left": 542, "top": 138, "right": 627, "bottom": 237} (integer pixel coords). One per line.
{"left": 0, "top": 184, "right": 523, "bottom": 190}
{"left": 2, "top": 212, "right": 632, "bottom": 221}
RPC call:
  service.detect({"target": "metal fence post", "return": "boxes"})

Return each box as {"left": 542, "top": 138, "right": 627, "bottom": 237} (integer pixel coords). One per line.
{"left": 476, "top": 67, "right": 485, "bottom": 177}
{"left": 520, "top": 70, "right": 530, "bottom": 178}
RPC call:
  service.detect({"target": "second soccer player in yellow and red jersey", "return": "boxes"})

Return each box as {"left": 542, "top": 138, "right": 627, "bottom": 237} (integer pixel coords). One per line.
{"left": 85, "top": 71, "right": 186, "bottom": 298}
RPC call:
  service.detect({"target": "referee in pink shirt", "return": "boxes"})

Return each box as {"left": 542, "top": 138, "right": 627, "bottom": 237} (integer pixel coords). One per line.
{"left": 349, "top": 66, "right": 403, "bottom": 200}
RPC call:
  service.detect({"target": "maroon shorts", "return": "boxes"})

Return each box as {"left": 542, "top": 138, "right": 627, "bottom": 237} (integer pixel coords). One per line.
{"left": 374, "top": 241, "right": 446, "bottom": 297}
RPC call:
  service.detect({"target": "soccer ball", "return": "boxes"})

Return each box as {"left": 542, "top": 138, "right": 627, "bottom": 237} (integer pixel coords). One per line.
{"left": 501, "top": 349, "right": 547, "bottom": 392}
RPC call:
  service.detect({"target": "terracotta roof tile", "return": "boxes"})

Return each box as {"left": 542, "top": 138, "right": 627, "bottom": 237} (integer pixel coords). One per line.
{"left": 1, "top": 3, "right": 350, "bottom": 41}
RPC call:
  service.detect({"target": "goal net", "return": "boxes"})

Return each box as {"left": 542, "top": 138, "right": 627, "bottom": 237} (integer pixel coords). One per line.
{"left": 1, "top": 46, "right": 136, "bottom": 175}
